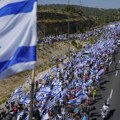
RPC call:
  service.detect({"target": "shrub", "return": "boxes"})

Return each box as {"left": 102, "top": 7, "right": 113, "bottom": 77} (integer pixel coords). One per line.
{"left": 71, "top": 40, "right": 77, "bottom": 48}
{"left": 89, "top": 37, "right": 94, "bottom": 44}
{"left": 1, "top": 97, "right": 8, "bottom": 104}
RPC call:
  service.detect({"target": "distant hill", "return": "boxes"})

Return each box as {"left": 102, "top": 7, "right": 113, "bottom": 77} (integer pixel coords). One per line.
{"left": 37, "top": 4, "right": 120, "bottom": 39}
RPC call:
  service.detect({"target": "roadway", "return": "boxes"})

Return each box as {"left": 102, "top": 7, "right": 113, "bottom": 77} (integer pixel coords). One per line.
{"left": 90, "top": 47, "right": 120, "bottom": 120}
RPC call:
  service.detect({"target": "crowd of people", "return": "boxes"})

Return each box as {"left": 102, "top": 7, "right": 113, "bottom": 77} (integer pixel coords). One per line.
{"left": 40, "top": 28, "right": 104, "bottom": 45}
{"left": 0, "top": 23, "right": 120, "bottom": 120}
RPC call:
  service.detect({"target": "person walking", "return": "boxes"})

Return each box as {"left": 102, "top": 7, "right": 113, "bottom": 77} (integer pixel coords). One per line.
{"left": 61, "top": 107, "right": 65, "bottom": 120}
{"left": 92, "top": 88, "right": 97, "bottom": 101}
{"left": 82, "top": 113, "right": 89, "bottom": 120}
{"left": 113, "top": 50, "right": 116, "bottom": 62}
{"left": 115, "top": 62, "right": 117, "bottom": 70}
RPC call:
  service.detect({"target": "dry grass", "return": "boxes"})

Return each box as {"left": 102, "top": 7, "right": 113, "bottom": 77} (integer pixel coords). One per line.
{"left": 0, "top": 73, "right": 28, "bottom": 103}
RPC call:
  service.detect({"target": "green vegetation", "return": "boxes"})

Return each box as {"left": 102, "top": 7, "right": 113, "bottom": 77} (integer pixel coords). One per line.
{"left": 37, "top": 4, "right": 120, "bottom": 40}
{"left": 89, "top": 37, "right": 95, "bottom": 44}
{"left": 71, "top": 40, "right": 77, "bottom": 48}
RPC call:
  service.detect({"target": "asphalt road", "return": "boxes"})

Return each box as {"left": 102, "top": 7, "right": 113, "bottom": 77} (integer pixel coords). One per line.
{"left": 90, "top": 47, "right": 120, "bottom": 120}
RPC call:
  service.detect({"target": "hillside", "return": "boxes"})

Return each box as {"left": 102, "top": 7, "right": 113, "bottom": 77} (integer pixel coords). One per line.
{"left": 37, "top": 4, "right": 120, "bottom": 39}
{"left": 37, "top": 5, "right": 96, "bottom": 38}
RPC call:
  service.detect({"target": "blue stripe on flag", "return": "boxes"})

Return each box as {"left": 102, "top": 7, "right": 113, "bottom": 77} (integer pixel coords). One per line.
{"left": 0, "top": 46, "right": 36, "bottom": 73}
{"left": 0, "top": 0, "right": 36, "bottom": 17}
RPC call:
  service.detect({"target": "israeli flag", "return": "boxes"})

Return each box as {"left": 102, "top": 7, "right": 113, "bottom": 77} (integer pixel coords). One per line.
{"left": 23, "top": 97, "right": 30, "bottom": 105}
{"left": 76, "top": 90, "right": 85, "bottom": 97}
{"left": 85, "top": 79, "right": 93, "bottom": 87}
{"left": 0, "top": 0, "right": 37, "bottom": 80}
{"left": 14, "top": 86, "right": 23, "bottom": 94}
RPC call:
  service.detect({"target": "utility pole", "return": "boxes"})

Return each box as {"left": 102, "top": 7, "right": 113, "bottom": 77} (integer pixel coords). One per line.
{"left": 80, "top": 0, "right": 82, "bottom": 31}
{"left": 68, "top": 0, "right": 70, "bottom": 61}
{"left": 30, "top": 70, "right": 35, "bottom": 120}
{"left": 43, "top": 13, "right": 46, "bottom": 38}
{"left": 94, "top": 7, "right": 97, "bottom": 27}
{"left": 103, "top": 8, "right": 106, "bottom": 25}
{"left": 80, "top": 0, "right": 82, "bottom": 6}
{"left": 77, "top": 0, "right": 82, "bottom": 33}
{"left": 93, "top": 6, "right": 98, "bottom": 27}
{"left": 118, "top": 9, "right": 120, "bottom": 21}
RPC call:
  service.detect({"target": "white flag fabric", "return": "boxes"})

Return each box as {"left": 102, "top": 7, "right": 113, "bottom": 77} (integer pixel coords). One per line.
{"left": 0, "top": 0, "right": 37, "bottom": 80}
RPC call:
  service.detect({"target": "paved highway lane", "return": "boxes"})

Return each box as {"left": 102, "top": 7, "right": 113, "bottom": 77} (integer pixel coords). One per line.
{"left": 108, "top": 48, "right": 120, "bottom": 120}
{"left": 90, "top": 48, "right": 120, "bottom": 120}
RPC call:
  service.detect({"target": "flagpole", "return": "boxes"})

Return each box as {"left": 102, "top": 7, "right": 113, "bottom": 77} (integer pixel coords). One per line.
{"left": 30, "top": 69, "right": 35, "bottom": 120}
{"left": 30, "top": 0, "right": 38, "bottom": 119}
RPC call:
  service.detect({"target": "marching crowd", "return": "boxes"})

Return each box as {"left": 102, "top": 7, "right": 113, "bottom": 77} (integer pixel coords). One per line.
{"left": 0, "top": 23, "right": 120, "bottom": 120}
{"left": 40, "top": 28, "right": 103, "bottom": 45}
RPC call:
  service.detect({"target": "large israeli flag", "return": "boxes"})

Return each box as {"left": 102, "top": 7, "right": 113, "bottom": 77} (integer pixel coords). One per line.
{"left": 0, "top": 0, "right": 37, "bottom": 80}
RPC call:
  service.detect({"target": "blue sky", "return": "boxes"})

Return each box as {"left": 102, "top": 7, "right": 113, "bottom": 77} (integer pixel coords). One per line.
{"left": 38, "top": 0, "right": 120, "bottom": 9}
